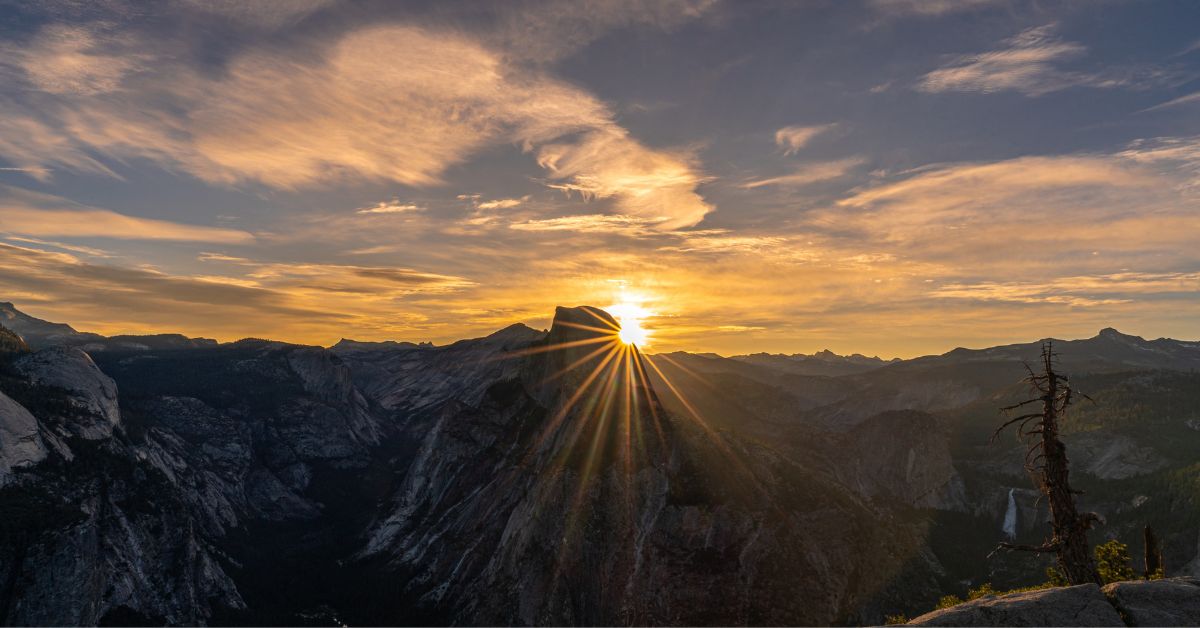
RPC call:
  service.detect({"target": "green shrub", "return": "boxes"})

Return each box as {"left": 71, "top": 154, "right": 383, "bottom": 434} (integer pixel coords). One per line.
{"left": 1045, "top": 567, "right": 1067, "bottom": 586}
{"left": 967, "top": 583, "right": 996, "bottom": 600}
{"left": 1095, "top": 539, "right": 1136, "bottom": 584}
{"left": 884, "top": 613, "right": 908, "bottom": 625}
{"left": 935, "top": 594, "right": 963, "bottom": 610}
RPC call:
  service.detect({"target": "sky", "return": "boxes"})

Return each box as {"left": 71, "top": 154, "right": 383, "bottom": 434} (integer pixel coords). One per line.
{"left": 0, "top": 0, "right": 1198, "bottom": 358}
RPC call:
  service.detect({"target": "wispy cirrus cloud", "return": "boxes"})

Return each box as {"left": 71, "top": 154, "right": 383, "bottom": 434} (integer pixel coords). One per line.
{"left": 0, "top": 241, "right": 477, "bottom": 342}
{"left": 814, "top": 138, "right": 1200, "bottom": 277}
{"left": 0, "top": 186, "right": 254, "bottom": 243}
{"left": 0, "top": 242, "right": 342, "bottom": 334}
{"left": 177, "top": 0, "right": 337, "bottom": 28}
{"left": 0, "top": 20, "right": 715, "bottom": 229}
{"left": 509, "top": 214, "right": 655, "bottom": 234}
{"left": 932, "top": 272, "right": 1200, "bottom": 307}
{"left": 870, "top": 0, "right": 1003, "bottom": 18}
{"left": 740, "top": 157, "right": 864, "bottom": 189}
{"left": 919, "top": 25, "right": 1086, "bottom": 95}
{"left": 1141, "top": 91, "right": 1200, "bottom": 112}
{"left": 1118, "top": 135, "right": 1200, "bottom": 190}
{"left": 477, "top": 197, "right": 528, "bottom": 210}
{"left": 774, "top": 124, "right": 836, "bottom": 156}
{"left": 0, "top": 23, "right": 144, "bottom": 96}
{"left": 488, "top": 0, "right": 717, "bottom": 63}
{"left": 919, "top": 25, "right": 1185, "bottom": 96}
{"left": 356, "top": 200, "right": 423, "bottom": 215}
{"left": 2, "top": 236, "right": 112, "bottom": 257}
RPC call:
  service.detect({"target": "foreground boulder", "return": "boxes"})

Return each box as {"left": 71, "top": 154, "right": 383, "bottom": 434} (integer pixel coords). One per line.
{"left": 907, "top": 584, "right": 1124, "bottom": 626}
{"left": 1103, "top": 577, "right": 1200, "bottom": 626}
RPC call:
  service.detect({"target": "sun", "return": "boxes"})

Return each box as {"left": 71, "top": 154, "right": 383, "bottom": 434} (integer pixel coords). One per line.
{"left": 608, "top": 301, "right": 653, "bottom": 347}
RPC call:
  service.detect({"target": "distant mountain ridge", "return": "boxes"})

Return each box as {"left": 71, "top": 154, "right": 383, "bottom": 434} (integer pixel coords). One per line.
{"left": 6, "top": 300, "right": 1197, "bottom": 371}
{"left": 731, "top": 349, "right": 900, "bottom": 376}
{"left": 0, "top": 302, "right": 216, "bottom": 352}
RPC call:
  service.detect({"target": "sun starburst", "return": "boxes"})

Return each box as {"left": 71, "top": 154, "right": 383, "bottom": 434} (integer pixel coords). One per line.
{"left": 608, "top": 299, "right": 653, "bottom": 347}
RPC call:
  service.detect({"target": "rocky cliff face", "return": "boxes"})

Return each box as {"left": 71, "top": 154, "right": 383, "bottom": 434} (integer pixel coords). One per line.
{"left": 347, "top": 307, "right": 930, "bottom": 625}
{"left": 835, "top": 410, "right": 967, "bottom": 511}
{"left": 3, "top": 302, "right": 1199, "bottom": 626}
{"left": 0, "top": 304, "right": 939, "bottom": 625}
{"left": 0, "top": 337, "right": 391, "bottom": 624}
{"left": 0, "top": 391, "right": 46, "bottom": 485}
{"left": 15, "top": 347, "right": 120, "bottom": 439}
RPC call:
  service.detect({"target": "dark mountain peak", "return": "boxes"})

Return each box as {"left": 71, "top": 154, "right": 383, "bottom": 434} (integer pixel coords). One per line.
{"left": 331, "top": 338, "right": 426, "bottom": 352}
{"left": 548, "top": 305, "right": 618, "bottom": 344}
{"left": 0, "top": 302, "right": 95, "bottom": 350}
{"left": 1096, "top": 327, "right": 1143, "bottom": 343}
{"left": 485, "top": 322, "right": 544, "bottom": 343}
{"left": 0, "top": 302, "right": 80, "bottom": 334}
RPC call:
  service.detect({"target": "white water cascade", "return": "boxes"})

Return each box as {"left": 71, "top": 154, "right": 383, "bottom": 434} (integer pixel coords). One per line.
{"left": 1002, "top": 488, "right": 1018, "bottom": 540}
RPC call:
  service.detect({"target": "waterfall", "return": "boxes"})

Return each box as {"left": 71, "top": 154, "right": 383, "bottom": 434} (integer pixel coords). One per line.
{"left": 1002, "top": 488, "right": 1018, "bottom": 540}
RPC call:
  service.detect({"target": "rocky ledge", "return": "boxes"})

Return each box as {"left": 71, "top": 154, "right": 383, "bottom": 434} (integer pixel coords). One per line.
{"left": 907, "top": 578, "right": 1200, "bottom": 627}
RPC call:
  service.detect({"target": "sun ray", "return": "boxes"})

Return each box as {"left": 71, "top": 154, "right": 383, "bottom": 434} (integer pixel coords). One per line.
{"left": 527, "top": 342, "right": 624, "bottom": 455}
{"left": 553, "top": 320, "right": 624, "bottom": 336}
{"left": 643, "top": 353, "right": 777, "bottom": 504}
{"left": 654, "top": 353, "right": 718, "bottom": 391}
{"left": 579, "top": 305, "right": 622, "bottom": 331}
{"left": 630, "top": 348, "right": 668, "bottom": 446}
{"left": 490, "top": 334, "right": 616, "bottom": 360}
{"left": 538, "top": 338, "right": 622, "bottom": 385}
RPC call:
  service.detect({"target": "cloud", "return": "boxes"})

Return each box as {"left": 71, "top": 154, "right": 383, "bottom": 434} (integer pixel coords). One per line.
{"left": 537, "top": 128, "right": 712, "bottom": 229}
{"left": 715, "top": 325, "right": 766, "bottom": 332}
{"left": 1117, "top": 135, "right": 1200, "bottom": 190}
{"left": 476, "top": 197, "right": 528, "bottom": 210}
{"left": 0, "top": 186, "right": 254, "bottom": 243}
{"left": 239, "top": 261, "right": 475, "bottom": 295}
{"left": 0, "top": 207, "right": 255, "bottom": 243}
{"left": 509, "top": 214, "right": 656, "bottom": 234}
{"left": 870, "top": 0, "right": 1002, "bottom": 17}
{"left": 0, "top": 20, "right": 714, "bottom": 229}
{"left": 919, "top": 25, "right": 1089, "bottom": 96}
{"left": 356, "top": 200, "right": 423, "bottom": 215}
{"left": 0, "top": 241, "right": 477, "bottom": 343}
{"left": 740, "top": 157, "right": 864, "bottom": 188}
{"left": 659, "top": 232, "right": 803, "bottom": 257}
{"left": 931, "top": 272, "right": 1200, "bottom": 307}
{"left": 0, "top": 242, "right": 336, "bottom": 328}
{"left": 918, "top": 25, "right": 1187, "bottom": 97}
{"left": 176, "top": 0, "right": 338, "bottom": 28}
{"left": 813, "top": 139, "right": 1200, "bottom": 275}
{"left": 3, "top": 236, "right": 112, "bottom": 257}
{"left": 0, "top": 23, "right": 143, "bottom": 95}
{"left": 488, "top": 0, "right": 718, "bottom": 63}
{"left": 1141, "top": 91, "right": 1200, "bottom": 112}
{"left": 774, "top": 124, "right": 836, "bottom": 155}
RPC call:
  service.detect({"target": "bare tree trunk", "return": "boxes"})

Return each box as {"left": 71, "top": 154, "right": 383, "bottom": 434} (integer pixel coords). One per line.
{"left": 990, "top": 342, "right": 1101, "bottom": 586}
{"left": 1145, "top": 526, "right": 1163, "bottom": 578}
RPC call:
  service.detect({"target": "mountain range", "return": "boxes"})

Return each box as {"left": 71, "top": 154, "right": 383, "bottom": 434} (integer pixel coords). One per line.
{"left": 1, "top": 301, "right": 1199, "bottom": 625}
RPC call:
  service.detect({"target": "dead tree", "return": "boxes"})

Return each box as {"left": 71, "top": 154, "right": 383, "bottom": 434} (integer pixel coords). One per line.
{"left": 989, "top": 341, "right": 1102, "bottom": 586}
{"left": 1144, "top": 526, "right": 1164, "bottom": 579}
